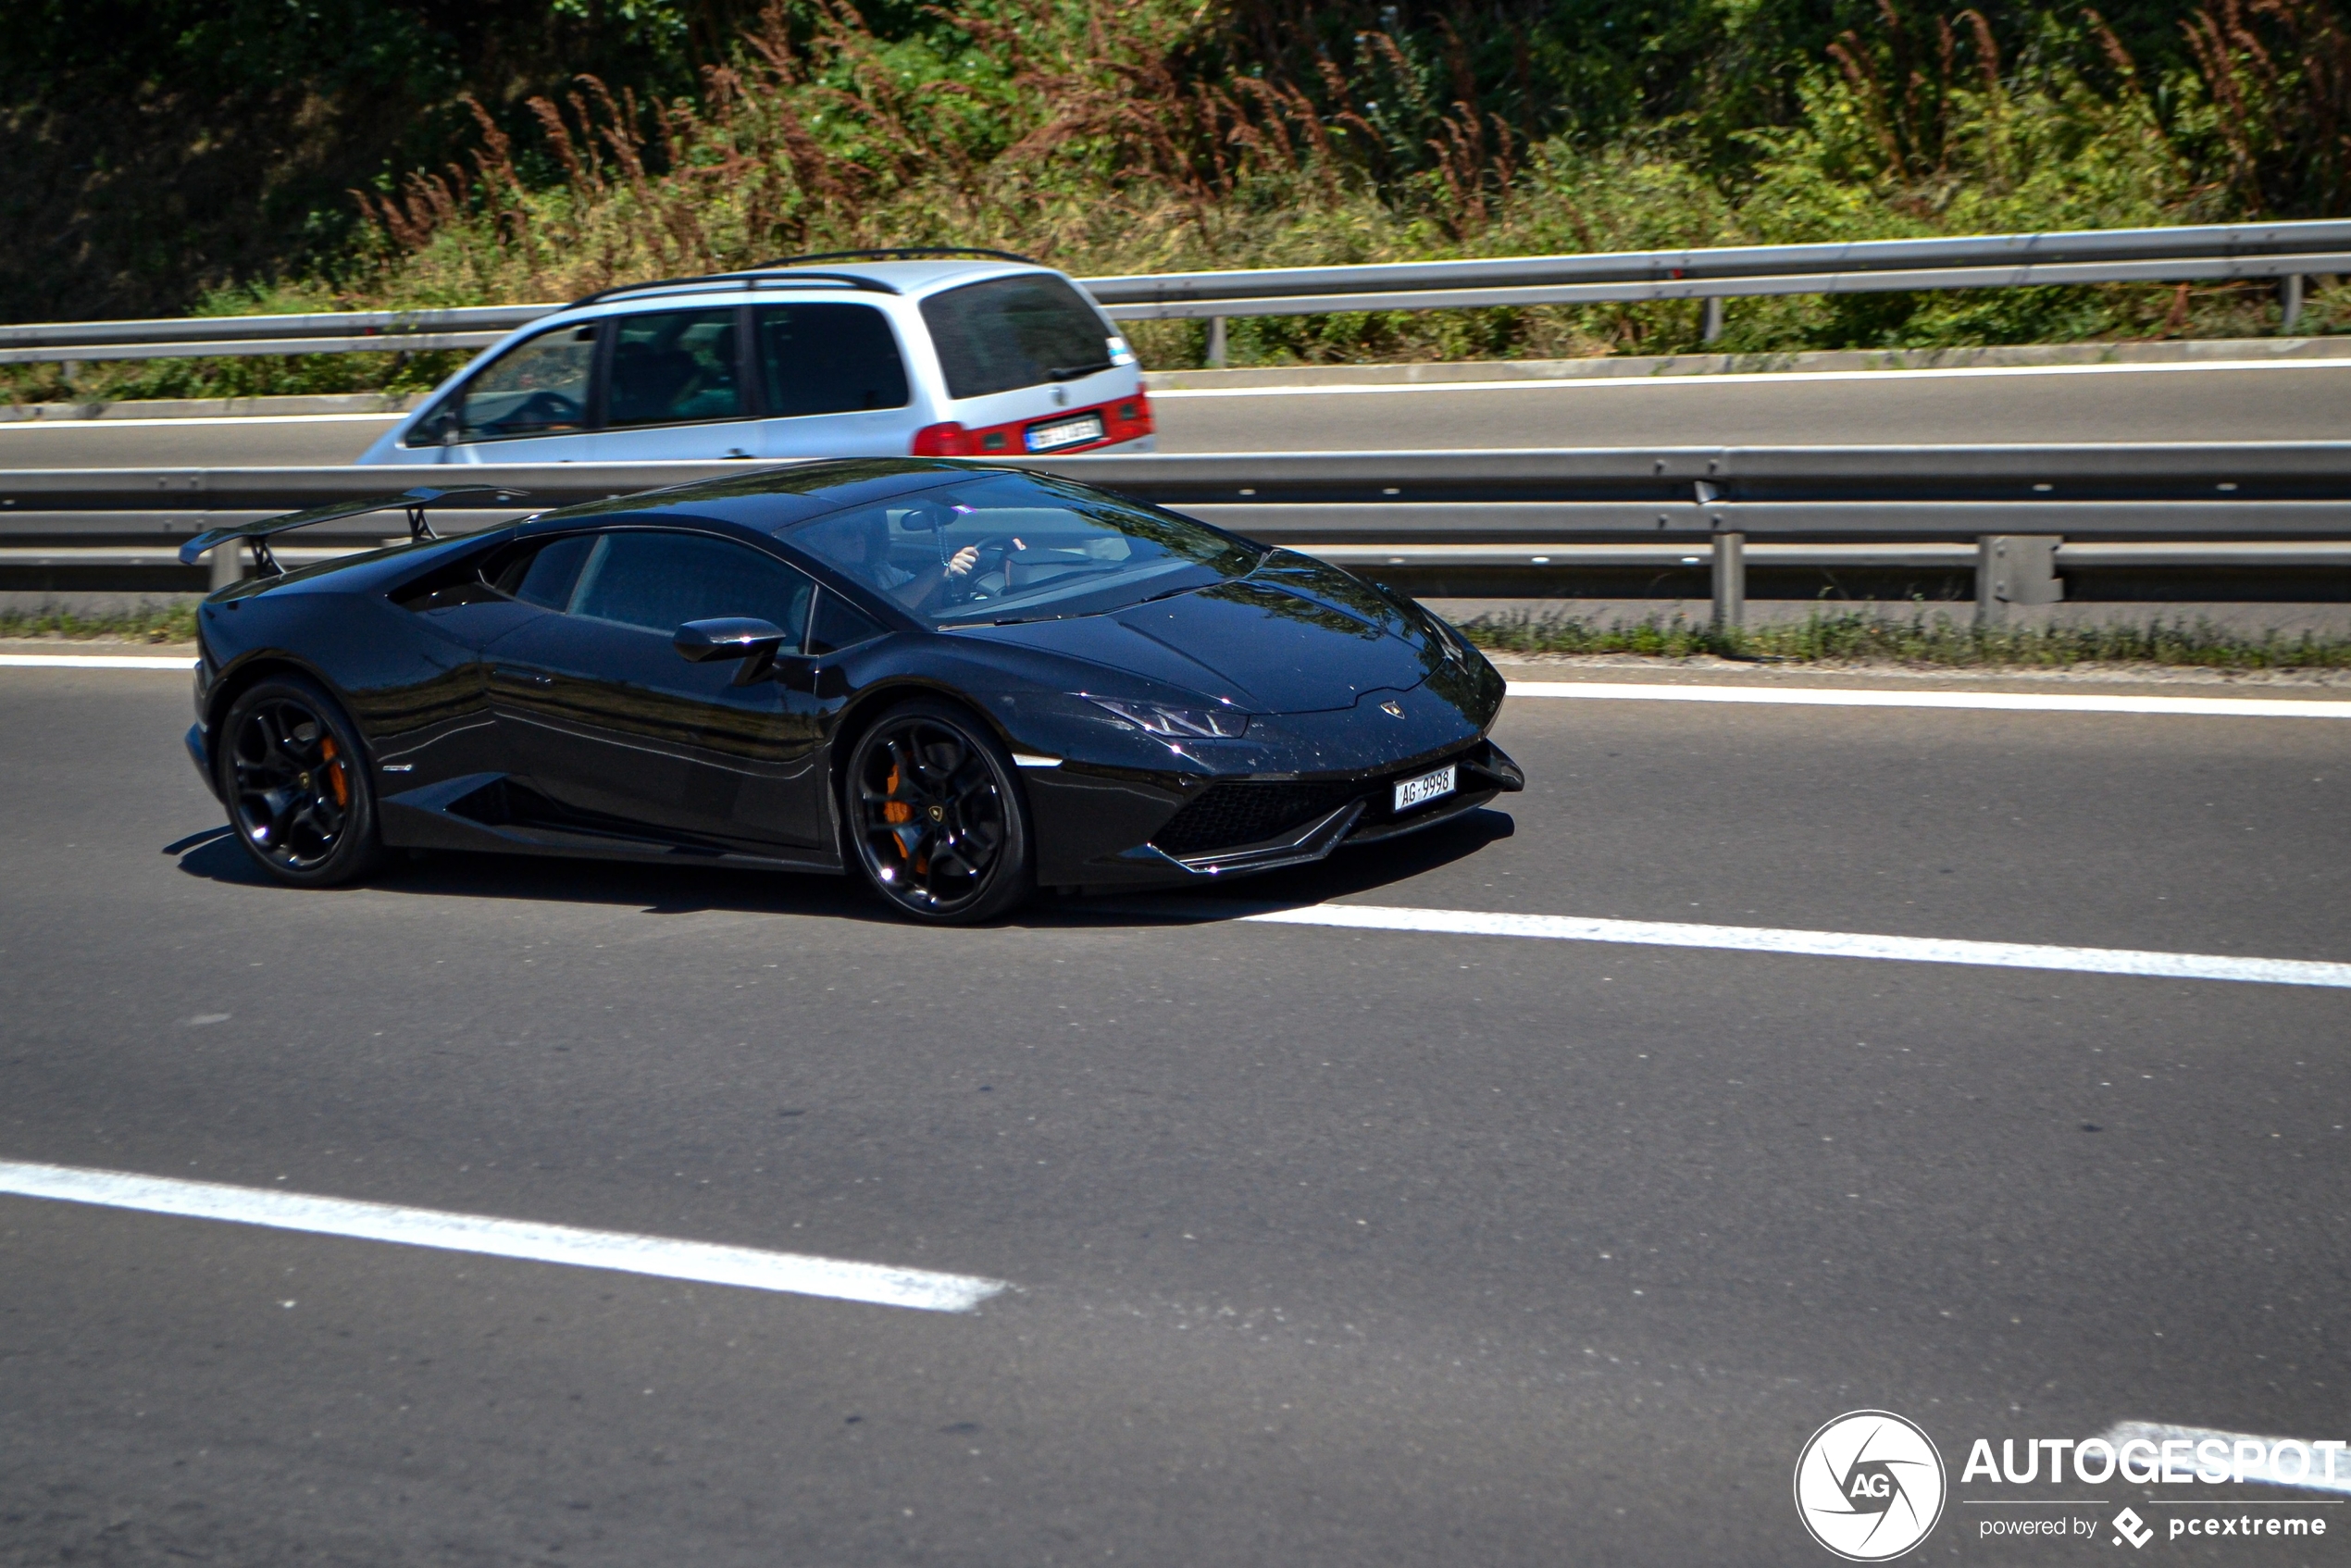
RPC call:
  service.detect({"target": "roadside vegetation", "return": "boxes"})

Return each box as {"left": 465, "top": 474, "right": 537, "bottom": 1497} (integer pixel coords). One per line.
{"left": 9, "top": 600, "right": 2348, "bottom": 671}
{"left": 1458, "top": 604, "right": 2351, "bottom": 668}
{"left": 8, "top": 0, "right": 2351, "bottom": 404}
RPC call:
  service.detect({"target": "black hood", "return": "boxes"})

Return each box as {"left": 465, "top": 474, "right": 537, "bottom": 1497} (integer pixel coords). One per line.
{"left": 956, "top": 552, "right": 1443, "bottom": 713}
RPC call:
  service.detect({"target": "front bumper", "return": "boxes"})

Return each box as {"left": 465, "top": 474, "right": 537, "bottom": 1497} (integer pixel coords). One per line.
{"left": 1028, "top": 737, "right": 1524, "bottom": 890}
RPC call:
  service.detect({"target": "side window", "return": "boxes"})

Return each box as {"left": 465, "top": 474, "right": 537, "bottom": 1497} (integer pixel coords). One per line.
{"left": 607, "top": 309, "right": 744, "bottom": 428}
{"left": 567, "top": 531, "right": 815, "bottom": 641}
{"left": 444, "top": 324, "right": 597, "bottom": 443}
{"left": 489, "top": 535, "right": 596, "bottom": 610}
{"left": 806, "top": 590, "right": 888, "bottom": 654}
{"left": 755, "top": 304, "right": 909, "bottom": 417}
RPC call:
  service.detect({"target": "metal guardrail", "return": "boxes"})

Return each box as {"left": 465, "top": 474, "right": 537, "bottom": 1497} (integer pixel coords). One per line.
{"left": 3, "top": 444, "right": 2347, "bottom": 626}
{"left": 6, "top": 218, "right": 2346, "bottom": 367}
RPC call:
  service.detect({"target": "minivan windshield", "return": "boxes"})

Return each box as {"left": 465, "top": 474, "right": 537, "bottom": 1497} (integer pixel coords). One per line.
{"left": 784, "top": 471, "right": 1263, "bottom": 628}
{"left": 919, "top": 275, "right": 1117, "bottom": 399}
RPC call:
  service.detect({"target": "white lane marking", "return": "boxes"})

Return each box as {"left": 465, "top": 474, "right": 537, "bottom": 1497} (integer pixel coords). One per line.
{"left": 0, "top": 653, "right": 195, "bottom": 670}
{"left": 1150, "top": 356, "right": 2351, "bottom": 399}
{"left": 1235, "top": 903, "right": 2351, "bottom": 989}
{"left": 0, "top": 653, "right": 197, "bottom": 670}
{"left": 0, "top": 1159, "right": 1007, "bottom": 1313}
{"left": 0, "top": 412, "right": 403, "bottom": 430}
{"left": 1505, "top": 679, "right": 2351, "bottom": 718}
{"left": 2096, "top": 1423, "right": 2351, "bottom": 1496}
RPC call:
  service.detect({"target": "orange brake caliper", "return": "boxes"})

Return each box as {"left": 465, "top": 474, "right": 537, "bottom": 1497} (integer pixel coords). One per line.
{"left": 881, "top": 764, "right": 912, "bottom": 828}
{"left": 320, "top": 738, "right": 350, "bottom": 806}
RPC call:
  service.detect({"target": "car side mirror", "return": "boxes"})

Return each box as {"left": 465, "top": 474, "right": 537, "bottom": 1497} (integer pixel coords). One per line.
{"left": 675, "top": 617, "right": 790, "bottom": 685}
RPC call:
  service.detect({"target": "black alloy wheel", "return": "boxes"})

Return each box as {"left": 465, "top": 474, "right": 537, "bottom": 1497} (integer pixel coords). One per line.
{"left": 218, "top": 675, "right": 385, "bottom": 887}
{"left": 845, "top": 699, "right": 1033, "bottom": 922}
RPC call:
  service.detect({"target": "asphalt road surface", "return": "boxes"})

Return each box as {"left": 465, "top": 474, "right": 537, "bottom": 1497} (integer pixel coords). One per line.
{"left": 4, "top": 360, "right": 2348, "bottom": 469}
{"left": 3, "top": 666, "right": 2348, "bottom": 1565}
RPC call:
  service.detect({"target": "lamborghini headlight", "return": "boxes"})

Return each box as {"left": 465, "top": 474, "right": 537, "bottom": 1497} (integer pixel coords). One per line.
{"left": 1083, "top": 696, "right": 1250, "bottom": 739}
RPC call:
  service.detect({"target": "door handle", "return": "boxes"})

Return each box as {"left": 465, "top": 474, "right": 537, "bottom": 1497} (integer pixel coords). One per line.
{"left": 497, "top": 666, "right": 554, "bottom": 687}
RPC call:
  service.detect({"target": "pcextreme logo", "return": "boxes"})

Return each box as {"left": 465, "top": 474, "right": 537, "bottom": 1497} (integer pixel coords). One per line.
{"left": 1795, "top": 1411, "right": 1949, "bottom": 1561}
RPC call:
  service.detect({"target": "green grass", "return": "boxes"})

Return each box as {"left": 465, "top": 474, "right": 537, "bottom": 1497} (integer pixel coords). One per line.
{"left": 1459, "top": 607, "right": 2351, "bottom": 672}
{"left": 0, "top": 604, "right": 200, "bottom": 644}
{"left": 6, "top": 602, "right": 2347, "bottom": 673}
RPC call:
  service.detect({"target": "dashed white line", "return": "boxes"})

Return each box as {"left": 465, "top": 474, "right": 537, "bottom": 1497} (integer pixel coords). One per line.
{"left": 1504, "top": 679, "right": 2351, "bottom": 718}
{"left": 1236, "top": 903, "right": 2351, "bottom": 989}
{"left": 2096, "top": 1423, "right": 2351, "bottom": 1496}
{"left": 0, "top": 1159, "right": 1007, "bottom": 1313}
{"left": 1150, "top": 356, "right": 2351, "bottom": 399}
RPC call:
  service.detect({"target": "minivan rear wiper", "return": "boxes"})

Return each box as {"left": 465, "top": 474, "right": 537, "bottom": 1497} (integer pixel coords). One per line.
{"left": 1044, "top": 361, "right": 1114, "bottom": 381}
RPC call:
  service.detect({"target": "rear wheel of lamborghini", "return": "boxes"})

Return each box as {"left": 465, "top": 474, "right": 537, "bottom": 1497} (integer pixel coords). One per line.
{"left": 217, "top": 674, "right": 385, "bottom": 888}
{"left": 845, "top": 699, "right": 1033, "bottom": 923}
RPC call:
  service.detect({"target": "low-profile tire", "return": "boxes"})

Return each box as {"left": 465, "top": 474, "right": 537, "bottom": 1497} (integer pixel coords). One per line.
{"left": 216, "top": 672, "right": 386, "bottom": 888}
{"left": 843, "top": 698, "right": 1034, "bottom": 924}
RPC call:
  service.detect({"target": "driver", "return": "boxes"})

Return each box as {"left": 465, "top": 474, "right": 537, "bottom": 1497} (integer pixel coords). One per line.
{"left": 844, "top": 501, "right": 1021, "bottom": 614}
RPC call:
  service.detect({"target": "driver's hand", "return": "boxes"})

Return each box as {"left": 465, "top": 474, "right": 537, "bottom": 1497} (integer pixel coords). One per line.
{"left": 945, "top": 545, "right": 982, "bottom": 578}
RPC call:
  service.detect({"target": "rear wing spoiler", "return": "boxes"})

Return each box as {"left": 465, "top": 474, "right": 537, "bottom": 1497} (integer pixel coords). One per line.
{"left": 178, "top": 485, "right": 529, "bottom": 575}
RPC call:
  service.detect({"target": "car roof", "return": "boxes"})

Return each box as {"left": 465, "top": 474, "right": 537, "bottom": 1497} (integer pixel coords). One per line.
{"left": 566, "top": 259, "right": 1065, "bottom": 315}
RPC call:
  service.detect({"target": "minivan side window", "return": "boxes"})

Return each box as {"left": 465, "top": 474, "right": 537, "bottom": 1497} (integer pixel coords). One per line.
{"left": 918, "top": 275, "right": 1114, "bottom": 400}
{"left": 756, "top": 304, "right": 909, "bottom": 417}
{"left": 566, "top": 531, "right": 815, "bottom": 642}
{"left": 405, "top": 323, "right": 597, "bottom": 446}
{"left": 606, "top": 309, "right": 745, "bottom": 428}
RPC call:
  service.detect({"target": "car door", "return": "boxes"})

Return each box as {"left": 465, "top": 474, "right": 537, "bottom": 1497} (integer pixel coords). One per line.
{"left": 589, "top": 307, "right": 762, "bottom": 461}
{"left": 404, "top": 321, "right": 603, "bottom": 464}
{"left": 752, "top": 302, "right": 920, "bottom": 457}
{"left": 482, "top": 529, "right": 828, "bottom": 849}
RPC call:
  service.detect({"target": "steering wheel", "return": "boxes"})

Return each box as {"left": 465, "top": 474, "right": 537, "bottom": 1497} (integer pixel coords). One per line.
{"left": 943, "top": 535, "right": 1023, "bottom": 603}
{"left": 498, "top": 389, "right": 583, "bottom": 434}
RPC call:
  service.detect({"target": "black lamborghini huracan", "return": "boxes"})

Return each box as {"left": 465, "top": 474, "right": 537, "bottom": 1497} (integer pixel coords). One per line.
{"left": 183, "top": 459, "right": 1523, "bottom": 922}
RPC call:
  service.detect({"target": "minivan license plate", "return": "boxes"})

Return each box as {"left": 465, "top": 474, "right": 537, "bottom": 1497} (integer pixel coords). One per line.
{"left": 1393, "top": 765, "right": 1457, "bottom": 812}
{"left": 1025, "top": 413, "right": 1105, "bottom": 452}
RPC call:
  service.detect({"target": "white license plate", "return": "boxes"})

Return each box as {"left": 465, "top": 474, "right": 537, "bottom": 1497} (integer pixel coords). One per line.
{"left": 1024, "top": 413, "right": 1104, "bottom": 452}
{"left": 1393, "top": 765, "right": 1457, "bottom": 812}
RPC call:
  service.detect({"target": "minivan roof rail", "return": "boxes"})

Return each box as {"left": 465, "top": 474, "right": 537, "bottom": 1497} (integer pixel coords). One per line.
{"left": 750, "top": 246, "right": 1043, "bottom": 268}
{"left": 566, "top": 268, "right": 902, "bottom": 309}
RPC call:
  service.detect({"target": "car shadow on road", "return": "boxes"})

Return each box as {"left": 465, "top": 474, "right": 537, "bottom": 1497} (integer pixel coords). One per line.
{"left": 167, "top": 808, "right": 1513, "bottom": 930}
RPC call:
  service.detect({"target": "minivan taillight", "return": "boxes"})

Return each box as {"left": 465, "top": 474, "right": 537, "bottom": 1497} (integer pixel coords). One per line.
{"left": 1105, "top": 389, "right": 1154, "bottom": 441}
{"left": 910, "top": 421, "right": 977, "bottom": 456}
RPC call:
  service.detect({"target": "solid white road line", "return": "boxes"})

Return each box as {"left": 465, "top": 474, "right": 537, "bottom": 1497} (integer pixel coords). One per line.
{"left": 1237, "top": 903, "right": 2351, "bottom": 989}
{"left": 1151, "top": 356, "right": 2351, "bottom": 399}
{"left": 0, "top": 653, "right": 195, "bottom": 670}
{"left": 2096, "top": 1423, "right": 2351, "bottom": 1497}
{"left": 0, "top": 1159, "right": 1007, "bottom": 1313}
{"left": 1504, "top": 679, "right": 2351, "bottom": 718}
{"left": 0, "top": 411, "right": 403, "bottom": 431}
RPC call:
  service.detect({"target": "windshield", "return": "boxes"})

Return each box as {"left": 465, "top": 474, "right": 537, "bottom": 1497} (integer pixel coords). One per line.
{"left": 783, "top": 470, "right": 1263, "bottom": 628}
{"left": 919, "top": 275, "right": 1118, "bottom": 399}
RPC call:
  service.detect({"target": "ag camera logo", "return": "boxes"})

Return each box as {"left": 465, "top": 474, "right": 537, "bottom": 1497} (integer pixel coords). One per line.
{"left": 1796, "top": 1411, "right": 1947, "bottom": 1560}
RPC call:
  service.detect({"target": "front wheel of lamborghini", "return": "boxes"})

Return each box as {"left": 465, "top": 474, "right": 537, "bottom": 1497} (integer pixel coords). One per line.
{"left": 217, "top": 674, "right": 386, "bottom": 888}
{"left": 844, "top": 699, "right": 1034, "bottom": 924}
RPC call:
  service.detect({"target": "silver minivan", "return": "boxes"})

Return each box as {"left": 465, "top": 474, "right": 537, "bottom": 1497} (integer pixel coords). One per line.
{"left": 356, "top": 253, "right": 1156, "bottom": 467}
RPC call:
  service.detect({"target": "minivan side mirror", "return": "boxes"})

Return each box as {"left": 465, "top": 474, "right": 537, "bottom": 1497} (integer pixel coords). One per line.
{"left": 674, "top": 617, "right": 790, "bottom": 684}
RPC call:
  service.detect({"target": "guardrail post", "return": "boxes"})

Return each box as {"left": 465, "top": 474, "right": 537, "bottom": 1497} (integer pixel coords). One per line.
{"left": 1710, "top": 529, "right": 1746, "bottom": 630}
{"left": 2283, "top": 274, "right": 2306, "bottom": 333}
{"left": 209, "top": 541, "right": 247, "bottom": 591}
{"left": 1701, "top": 297, "right": 1724, "bottom": 343}
{"left": 1206, "top": 317, "right": 1228, "bottom": 368}
{"left": 1974, "top": 535, "right": 2063, "bottom": 626}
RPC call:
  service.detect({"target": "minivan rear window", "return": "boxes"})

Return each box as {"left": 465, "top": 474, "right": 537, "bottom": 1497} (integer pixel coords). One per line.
{"left": 919, "top": 275, "right": 1114, "bottom": 401}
